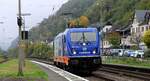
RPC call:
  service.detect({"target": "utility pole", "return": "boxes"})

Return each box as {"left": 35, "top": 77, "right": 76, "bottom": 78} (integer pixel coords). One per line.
{"left": 97, "top": 0, "right": 104, "bottom": 54}
{"left": 122, "top": 30, "right": 125, "bottom": 55}
{"left": 17, "top": 0, "right": 24, "bottom": 76}
{"left": 97, "top": 0, "right": 112, "bottom": 55}
{"left": 101, "top": 0, "right": 104, "bottom": 55}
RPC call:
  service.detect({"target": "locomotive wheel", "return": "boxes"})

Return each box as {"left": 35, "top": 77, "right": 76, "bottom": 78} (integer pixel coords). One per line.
{"left": 62, "top": 64, "right": 66, "bottom": 70}
{"left": 54, "top": 62, "right": 56, "bottom": 65}
{"left": 86, "top": 71, "right": 92, "bottom": 75}
{"left": 66, "top": 66, "right": 72, "bottom": 72}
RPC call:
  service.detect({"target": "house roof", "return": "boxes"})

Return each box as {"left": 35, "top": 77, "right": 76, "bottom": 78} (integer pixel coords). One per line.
{"left": 116, "top": 23, "right": 132, "bottom": 32}
{"left": 135, "top": 10, "right": 150, "bottom": 23}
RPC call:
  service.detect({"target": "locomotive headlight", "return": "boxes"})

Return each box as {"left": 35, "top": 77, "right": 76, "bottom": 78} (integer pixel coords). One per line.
{"left": 72, "top": 48, "right": 77, "bottom": 54}
{"left": 73, "top": 51, "right": 77, "bottom": 54}
{"left": 93, "top": 50, "right": 96, "bottom": 54}
{"left": 83, "top": 43, "right": 86, "bottom": 46}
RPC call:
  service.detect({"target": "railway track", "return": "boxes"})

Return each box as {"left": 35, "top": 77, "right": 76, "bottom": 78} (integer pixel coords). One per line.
{"left": 94, "top": 64, "right": 150, "bottom": 81}
{"left": 32, "top": 59, "right": 150, "bottom": 81}
{"left": 84, "top": 73, "right": 114, "bottom": 81}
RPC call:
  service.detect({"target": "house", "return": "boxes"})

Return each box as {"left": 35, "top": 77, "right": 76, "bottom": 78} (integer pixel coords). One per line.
{"left": 116, "top": 25, "right": 132, "bottom": 49}
{"left": 101, "top": 24, "right": 130, "bottom": 49}
{"left": 131, "top": 10, "right": 150, "bottom": 35}
{"left": 100, "top": 10, "right": 150, "bottom": 51}
{"left": 101, "top": 25, "right": 112, "bottom": 49}
{"left": 131, "top": 10, "right": 150, "bottom": 50}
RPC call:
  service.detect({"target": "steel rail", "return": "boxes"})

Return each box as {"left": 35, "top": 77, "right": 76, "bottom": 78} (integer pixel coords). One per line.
{"left": 96, "top": 64, "right": 150, "bottom": 81}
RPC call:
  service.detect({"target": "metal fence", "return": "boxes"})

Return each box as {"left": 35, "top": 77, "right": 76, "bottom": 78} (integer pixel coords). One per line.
{"left": 102, "top": 56, "right": 150, "bottom": 68}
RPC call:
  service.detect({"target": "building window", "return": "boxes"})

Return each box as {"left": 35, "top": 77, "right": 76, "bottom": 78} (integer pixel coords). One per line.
{"left": 142, "top": 27, "right": 144, "bottom": 32}
{"left": 132, "top": 28, "right": 135, "bottom": 33}
{"left": 138, "top": 27, "right": 140, "bottom": 32}
{"left": 146, "top": 26, "right": 149, "bottom": 31}
{"left": 103, "top": 41, "right": 105, "bottom": 46}
{"left": 106, "top": 28, "right": 109, "bottom": 32}
{"left": 136, "top": 27, "right": 138, "bottom": 33}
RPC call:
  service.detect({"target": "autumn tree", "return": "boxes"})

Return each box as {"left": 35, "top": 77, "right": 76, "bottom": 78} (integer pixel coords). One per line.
{"left": 106, "top": 32, "right": 121, "bottom": 48}
{"left": 68, "top": 19, "right": 78, "bottom": 27}
{"left": 143, "top": 30, "right": 150, "bottom": 48}
{"left": 79, "top": 16, "right": 89, "bottom": 27}
{"left": 68, "top": 16, "right": 89, "bottom": 27}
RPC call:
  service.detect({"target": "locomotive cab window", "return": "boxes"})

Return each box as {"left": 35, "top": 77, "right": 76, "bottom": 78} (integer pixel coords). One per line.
{"left": 70, "top": 32, "right": 97, "bottom": 42}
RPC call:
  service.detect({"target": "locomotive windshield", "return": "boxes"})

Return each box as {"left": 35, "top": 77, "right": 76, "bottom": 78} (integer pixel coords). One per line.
{"left": 70, "top": 32, "right": 97, "bottom": 42}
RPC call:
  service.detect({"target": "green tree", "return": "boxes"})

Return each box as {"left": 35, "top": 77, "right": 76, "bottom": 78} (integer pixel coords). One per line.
{"left": 0, "top": 48, "right": 3, "bottom": 57}
{"left": 26, "top": 42, "right": 53, "bottom": 60}
{"left": 8, "top": 48, "right": 18, "bottom": 58}
{"left": 106, "top": 32, "right": 121, "bottom": 48}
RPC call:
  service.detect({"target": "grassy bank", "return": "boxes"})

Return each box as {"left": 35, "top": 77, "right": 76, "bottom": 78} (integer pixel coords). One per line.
{"left": 0, "top": 59, "right": 48, "bottom": 81}
{"left": 0, "top": 57, "right": 4, "bottom": 62}
{"left": 102, "top": 56, "right": 150, "bottom": 68}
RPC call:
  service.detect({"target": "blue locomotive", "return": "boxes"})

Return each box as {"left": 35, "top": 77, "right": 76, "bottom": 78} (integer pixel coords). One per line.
{"left": 53, "top": 27, "right": 101, "bottom": 73}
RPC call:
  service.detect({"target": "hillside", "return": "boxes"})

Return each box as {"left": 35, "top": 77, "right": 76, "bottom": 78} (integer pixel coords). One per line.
{"left": 10, "top": 0, "right": 150, "bottom": 47}
{"left": 9, "top": 38, "right": 18, "bottom": 49}
{"left": 85, "top": 0, "right": 150, "bottom": 27}
{"left": 29, "top": 0, "right": 96, "bottom": 42}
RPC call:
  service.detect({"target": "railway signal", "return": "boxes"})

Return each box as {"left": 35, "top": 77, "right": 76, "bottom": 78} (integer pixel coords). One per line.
{"left": 21, "top": 31, "right": 28, "bottom": 40}
{"left": 17, "top": 17, "right": 22, "bottom": 27}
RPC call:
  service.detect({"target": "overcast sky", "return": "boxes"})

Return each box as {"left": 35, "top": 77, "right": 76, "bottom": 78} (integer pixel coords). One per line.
{"left": 0, "top": 0, "right": 68, "bottom": 50}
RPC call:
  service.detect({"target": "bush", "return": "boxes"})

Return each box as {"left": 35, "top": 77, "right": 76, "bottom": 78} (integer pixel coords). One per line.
{"left": 130, "top": 45, "right": 138, "bottom": 50}
{"left": 26, "top": 42, "right": 53, "bottom": 60}
{"left": 143, "top": 30, "right": 150, "bottom": 48}
{"left": 144, "top": 49, "right": 150, "bottom": 58}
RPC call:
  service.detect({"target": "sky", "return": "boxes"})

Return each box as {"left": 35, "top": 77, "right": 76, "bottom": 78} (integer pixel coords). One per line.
{"left": 0, "top": 0, "right": 68, "bottom": 50}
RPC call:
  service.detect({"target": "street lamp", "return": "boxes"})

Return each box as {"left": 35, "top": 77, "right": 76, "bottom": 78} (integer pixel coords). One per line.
{"left": 37, "top": 23, "right": 42, "bottom": 41}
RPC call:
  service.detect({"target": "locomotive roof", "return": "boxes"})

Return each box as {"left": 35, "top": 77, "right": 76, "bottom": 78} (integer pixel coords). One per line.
{"left": 64, "top": 27, "right": 97, "bottom": 33}
{"left": 55, "top": 27, "right": 98, "bottom": 39}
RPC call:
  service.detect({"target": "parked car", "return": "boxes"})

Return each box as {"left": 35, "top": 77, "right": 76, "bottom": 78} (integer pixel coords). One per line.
{"left": 109, "top": 49, "right": 126, "bottom": 56}
{"left": 124, "top": 50, "right": 136, "bottom": 57}
{"left": 134, "top": 50, "right": 144, "bottom": 58}
{"left": 118, "top": 49, "right": 125, "bottom": 56}
{"left": 110, "top": 49, "right": 121, "bottom": 56}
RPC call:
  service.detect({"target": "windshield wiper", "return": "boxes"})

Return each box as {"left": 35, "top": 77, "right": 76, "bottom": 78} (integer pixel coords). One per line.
{"left": 78, "top": 33, "right": 89, "bottom": 42}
